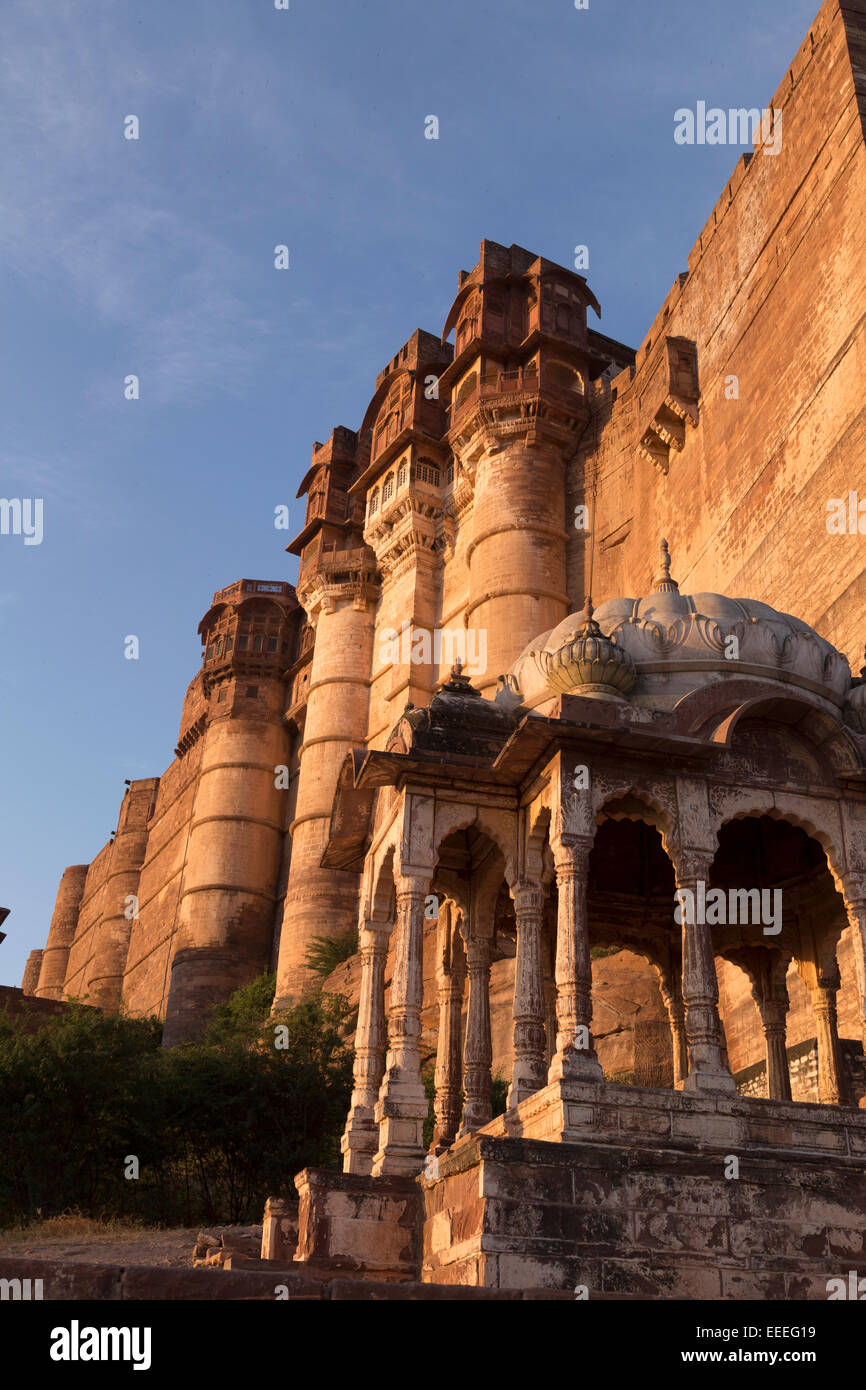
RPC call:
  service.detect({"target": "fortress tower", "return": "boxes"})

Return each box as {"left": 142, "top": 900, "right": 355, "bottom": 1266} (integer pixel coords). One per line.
{"left": 440, "top": 241, "right": 603, "bottom": 696}
{"left": 161, "top": 581, "right": 298, "bottom": 1044}
{"left": 34, "top": 864, "right": 88, "bottom": 1000}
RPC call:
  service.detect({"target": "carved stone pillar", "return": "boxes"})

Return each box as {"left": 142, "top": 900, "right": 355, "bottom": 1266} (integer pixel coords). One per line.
{"left": 458, "top": 929, "right": 493, "bottom": 1135}
{"left": 658, "top": 968, "right": 688, "bottom": 1088}
{"left": 341, "top": 918, "right": 389, "bottom": 1174}
{"left": 747, "top": 953, "right": 792, "bottom": 1102}
{"left": 432, "top": 915, "right": 466, "bottom": 1153}
{"left": 676, "top": 853, "right": 735, "bottom": 1093}
{"left": 508, "top": 881, "right": 549, "bottom": 1107}
{"left": 372, "top": 874, "right": 431, "bottom": 1176}
{"left": 842, "top": 876, "right": 866, "bottom": 1107}
{"left": 759, "top": 996, "right": 793, "bottom": 1102}
{"left": 548, "top": 838, "right": 603, "bottom": 1082}
{"left": 810, "top": 975, "right": 847, "bottom": 1106}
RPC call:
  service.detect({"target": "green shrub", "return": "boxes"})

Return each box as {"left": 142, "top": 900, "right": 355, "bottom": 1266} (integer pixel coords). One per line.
{"left": 0, "top": 981, "right": 353, "bottom": 1230}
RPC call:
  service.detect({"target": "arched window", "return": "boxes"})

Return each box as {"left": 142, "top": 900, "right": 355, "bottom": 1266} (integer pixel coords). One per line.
{"left": 382, "top": 473, "right": 394, "bottom": 504}
{"left": 397, "top": 460, "right": 408, "bottom": 489}
{"left": 547, "top": 361, "right": 584, "bottom": 394}
{"left": 369, "top": 487, "right": 379, "bottom": 517}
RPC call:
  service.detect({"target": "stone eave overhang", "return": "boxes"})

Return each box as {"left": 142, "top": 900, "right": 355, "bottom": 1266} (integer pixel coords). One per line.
{"left": 352, "top": 747, "right": 514, "bottom": 792}
{"left": 492, "top": 709, "right": 717, "bottom": 785}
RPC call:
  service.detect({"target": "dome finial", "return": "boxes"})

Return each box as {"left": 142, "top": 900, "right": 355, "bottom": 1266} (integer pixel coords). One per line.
{"left": 581, "top": 595, "right": 600, "bottom": 634}
{"left": 652, "top": 536, "right": 680, "bottom": 594}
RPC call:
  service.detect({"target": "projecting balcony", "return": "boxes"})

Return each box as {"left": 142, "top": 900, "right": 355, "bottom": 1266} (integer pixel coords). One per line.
{"left": 298, "top": 542, "right": 376, "bottom": 585}
{"left": 446, "top": 361, "right": 585, "bottom": 432}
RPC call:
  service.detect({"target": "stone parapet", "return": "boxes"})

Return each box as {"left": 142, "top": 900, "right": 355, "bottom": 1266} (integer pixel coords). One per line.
{"left": 479, "top": 1077, "right": 866, "bottom": 1159}
{"left": 421, "top": 1118, "right": 866, "bottom": 1293}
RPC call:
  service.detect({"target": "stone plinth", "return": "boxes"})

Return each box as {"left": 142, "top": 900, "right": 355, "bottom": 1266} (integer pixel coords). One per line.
{"left": 420, "top": 1086, "right": 866, "bottom": 1294}
{"left": 281, "top": 1087, "right": 866, "bottom": 1297}
{"left": 291, "top": 1168, "right": 421, "bottom": 1281}
{"left": 260, "top": 1196, "right": 299, "bottom": 1262}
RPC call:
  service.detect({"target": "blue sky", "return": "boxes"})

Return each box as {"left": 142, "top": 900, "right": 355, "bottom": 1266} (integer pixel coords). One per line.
{"left": 0, "top": 0, "right": 820, "bottom": 984}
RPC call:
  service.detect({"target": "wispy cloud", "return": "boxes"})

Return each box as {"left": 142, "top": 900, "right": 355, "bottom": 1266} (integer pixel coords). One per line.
{"left": 0, "top": 1, "right": 281, "bottom": 405}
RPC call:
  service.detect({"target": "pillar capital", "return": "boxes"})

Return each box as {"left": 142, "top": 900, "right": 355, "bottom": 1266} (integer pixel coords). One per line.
{"left": 672, "top": 848, "right": 714, "bottom": 885}
{"left": 551, "top": 834, "right": 593, "bottom": 876}
{"left": 394, "top": 871, "right": 434, "bottom": 902}
{"left": 511, "top": 879, "right": 545, "bottom": 917}
{"left": 843, "top": 872, "right": 866, "bottom": 912}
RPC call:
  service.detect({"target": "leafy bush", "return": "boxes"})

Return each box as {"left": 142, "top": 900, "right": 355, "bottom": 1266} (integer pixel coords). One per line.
{"left": 0, "top": 977, "right": 353, "bottom": 1230}
{"left": 303, "top": 930, "right": 359, "bottom": 981}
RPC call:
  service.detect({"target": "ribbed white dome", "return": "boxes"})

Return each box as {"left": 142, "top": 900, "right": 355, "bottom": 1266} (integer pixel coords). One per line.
{"left": 503, "top": 540, "right": 853, "bottom": 710}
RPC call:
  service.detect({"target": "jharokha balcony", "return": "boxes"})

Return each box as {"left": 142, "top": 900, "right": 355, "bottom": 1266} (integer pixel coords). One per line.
{"left": 446, "top": 360, "right": 586, "bottom": 433}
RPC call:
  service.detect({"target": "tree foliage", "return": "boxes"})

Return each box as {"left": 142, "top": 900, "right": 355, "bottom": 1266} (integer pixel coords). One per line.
{"left": 303, "top": 929, "right": 359, "bottom": 982}
{"left": 0, "top": 977, "right": 353, "bottom": 1229}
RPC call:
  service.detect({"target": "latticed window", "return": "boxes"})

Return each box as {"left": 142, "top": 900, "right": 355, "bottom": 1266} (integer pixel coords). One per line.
{"left": 455, "top": 373, "right": 477, "bottom": 409}
{"left": 397, "top": 461, "right": 407, "bottom": 489}
{"left": 414, "top": 460, "right": 440, "bottom": 487}
{"left": 369, "top": 487, "right": 379, "bottom": 517}
{"left": 445, "top": 461, "right": 454, "bottom": 486}
{"left": 382, "top": 473, "right": 394, "bottom": 503}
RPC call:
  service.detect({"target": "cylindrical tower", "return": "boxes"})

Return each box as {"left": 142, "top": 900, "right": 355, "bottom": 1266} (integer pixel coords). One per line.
{"left": 35, "top": 863, "right": 88, "bottom": 999}
{"left": 85, "top": 779, "right": 159, "bottom": 1011}
{"left": 272, "top": 428, "right": 380, "bottom": 1008}
{"left": 273, "top": 583, "right": 377, "bottom": 1007}
{"left": 466, "top": 440, "right": 571, "bottom": 693}
{"left": 162, "top": 581, "right": 296, "bottom": 1045}
{"left": 439, "top": 241, "right": 599, "bottom": 695}
{"left": 21, "top": 950, "right": 43, "bottom": 995}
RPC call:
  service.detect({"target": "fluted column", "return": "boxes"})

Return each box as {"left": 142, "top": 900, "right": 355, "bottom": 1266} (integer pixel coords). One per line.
{"left": 372, "top": 874, "right": 431, "bottom": 1176}
{"left": 341, "top": 918, "right": 390, "bottom": 1174}
{"left": 508, "top": 881, "right": 548, "bottom": 1107}
{"left": 432, "top": 918, "right": 466, "bottom": 1153}
{"left": 658, "top": 969, "right": 688, "bottom": 1087}
{"left": 549, "top": 837, "right": 603, "bottom": 1082}
{"left": 676, "top": 853, "right": 735, "bottom": 1093}
{"left": 458, "top": 929, "right": 493, "bottom": 1135}
{"left": 759, "top": 996, "right": 792, "bottom": 1101}
{"left": 843, "top": 876, "right": 866, "bottom": 1108}
{"left": 811, "top": 976, "right": 847, "bottom": 1106}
